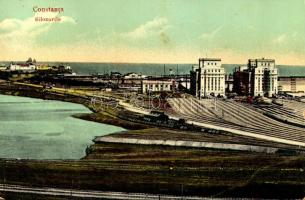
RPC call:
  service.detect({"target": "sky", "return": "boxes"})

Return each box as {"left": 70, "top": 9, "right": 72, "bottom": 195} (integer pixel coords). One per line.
{"left": 1, "top": 0, "right": 305, "bottom": 64}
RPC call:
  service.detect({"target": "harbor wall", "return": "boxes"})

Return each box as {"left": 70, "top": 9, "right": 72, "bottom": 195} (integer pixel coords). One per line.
{"left": 95, "top": 136, "right": 278, "bottom": 153}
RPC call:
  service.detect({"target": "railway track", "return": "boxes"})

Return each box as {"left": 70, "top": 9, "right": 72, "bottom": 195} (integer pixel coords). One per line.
{"left": 167, "top": 98, "right": 305, "bottom": 147}
{"left": 0, "top": 183, "right": 205, "bottom": 200}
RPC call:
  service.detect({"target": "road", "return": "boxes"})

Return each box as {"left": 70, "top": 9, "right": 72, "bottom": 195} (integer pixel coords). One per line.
{"left": 0, "top": 183, "right": 206, "bottom": 200}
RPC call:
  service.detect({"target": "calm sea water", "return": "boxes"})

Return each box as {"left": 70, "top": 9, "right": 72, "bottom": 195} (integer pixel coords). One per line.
{"left": 0, "top": 94, "right": 124, "bottom": 160}
{"left": 54, "top": 62, "right": 305, "bottom": 76}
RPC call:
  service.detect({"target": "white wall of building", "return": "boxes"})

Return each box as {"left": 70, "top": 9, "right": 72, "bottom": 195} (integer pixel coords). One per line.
{"left": 197, "top": 59, "right": 225, "bottom": 97}
{"left": 251, "top": 59, "right": 278, "bottom": 97}
{"left": 278, "top": 77, "right": 305, "bottom": 93}
{"left": 124, "top": 73, "right": 146, "bottom": 79}
{"left": 9, "top": 64, "right": 36, "bottom": 71}
{"left": 142, "top": 80, "right": 172, "bottom": 93}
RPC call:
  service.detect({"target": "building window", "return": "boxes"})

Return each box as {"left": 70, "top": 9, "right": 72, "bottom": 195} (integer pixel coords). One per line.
{"left": 218, "top": 78, "right": 221, "bottom": 90}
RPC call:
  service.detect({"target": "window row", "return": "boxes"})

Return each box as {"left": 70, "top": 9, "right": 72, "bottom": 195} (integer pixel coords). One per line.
{"left": 206, "top": 62, "right": 218, "bottom": 66}
{"left": 204, "top": 69, "right": 222, "bottom": 73}
{"left": 144, "top": 84, "right": 169, "bottom": 89}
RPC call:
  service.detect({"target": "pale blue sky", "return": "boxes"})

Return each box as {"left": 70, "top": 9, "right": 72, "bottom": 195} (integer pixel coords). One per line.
{"left": 1, "top": 0, "right": 305, "bottom": 64}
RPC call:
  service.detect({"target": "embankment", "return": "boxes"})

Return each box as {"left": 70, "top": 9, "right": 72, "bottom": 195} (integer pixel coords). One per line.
{"left": 94, "top": 136, "right": 279, "bottom": 153}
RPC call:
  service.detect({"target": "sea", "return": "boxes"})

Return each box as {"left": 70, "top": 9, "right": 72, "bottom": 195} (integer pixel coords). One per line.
{"left": 0, "top": 94, "right": 124, "bottom": 160}
{"left": 64, "top": 63, "right": 305, "bottom": 76}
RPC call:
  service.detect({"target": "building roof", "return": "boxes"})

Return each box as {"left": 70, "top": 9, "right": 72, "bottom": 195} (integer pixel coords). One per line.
{"left": 13, "top": 63, "right": 35, "bottom": 67}
{"left": 249, "top": 58, "right": 275, "bottom": 62}
{"left": 124, "top": 72, "right": 140, "bottom": 76}
{"left": 278, "top": 76, "right": 305, "bottom": 79}
{"left": 142, "top": 80, "right": 172, "bottom": 83}
{"left": 199, "top": 58, "right": 221, "bottom": 61}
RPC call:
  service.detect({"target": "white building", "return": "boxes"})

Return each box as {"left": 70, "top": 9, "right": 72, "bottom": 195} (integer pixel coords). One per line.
{"left": 65, "top": 65, "right": 71, "bottom": 70}
{"left": 278, "top": 76, "right": 305, "bottom": 93}
{"left": 9, "top": 63, "right": 36, "bottom": 71}
{"left": 0, "top": 64, "right": 6, "bottom": 71}
{"left": 124, "top": 72, "right": 146, "bottom": 79}
{"left": 141, "top": 80, "right": 173, "bottom": 94}
{"left": 248, "top": 58, "right": 278, "bottom": 97}
{"left": 190, "top": 58, "right": 225, "bottom": 98}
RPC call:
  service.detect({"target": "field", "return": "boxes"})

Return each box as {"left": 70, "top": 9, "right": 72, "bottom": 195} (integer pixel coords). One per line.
{"left": 0, "top": 142, "right": 303, "bottom": 199}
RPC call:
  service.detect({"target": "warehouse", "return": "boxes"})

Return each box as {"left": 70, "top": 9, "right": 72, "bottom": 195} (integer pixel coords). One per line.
{"left": 278, "top": 76, "right": 305, "bottom": 93}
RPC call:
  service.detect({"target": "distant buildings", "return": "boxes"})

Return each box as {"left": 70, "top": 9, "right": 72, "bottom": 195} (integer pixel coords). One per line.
{"left": 57, "top": 65, "right": 72, "bottom": 73}
{"left": 36, "top": 65, "right": 51, "bottom": 70}
{"left": 233, "top": 65, "right": 251, "bottom": 96}
{"left": 141, "top": 80, "right": 173, "bottom": 94}
{"left": 278, "top": 76, "right": 305, "bottom": 93}
{"left": 8, "top": 57, "right": 38, "bottom": 72}
{"left": 123, "top": 72, "right": 146, "bottom": 79}
{"left": 9, "top": 63, "right": 36, "bottom": 71}
{"left": 189, "top": 57, "right": 279, "bottom": 98}
{"left": 233, "top": 58, "right": 278, "bottom": 97}
{"left": 225, "top": 74, "right": 234, "bottom": 93}
{"left": 121, "top": 73, "right": 147, "bottom": 89}
{"left": 110, "top": 72, "right": 122, "bottom": 79}
{"left": 249, "top": 58, "right": 278, "bottom": 97}
{"left": 190, "top": 58, "right": 226, "bottom": 98}
{"left": 0, "top": 64, "right": 6, "bottom": 71}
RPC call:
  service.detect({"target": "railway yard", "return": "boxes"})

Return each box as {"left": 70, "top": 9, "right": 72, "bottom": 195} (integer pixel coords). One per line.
{"left": 167, "top": 97, "right": 305, "bottom": 147}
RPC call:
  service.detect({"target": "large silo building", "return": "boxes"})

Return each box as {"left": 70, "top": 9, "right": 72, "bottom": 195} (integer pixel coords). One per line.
{"left": 190, "top": 58, "right": 226, "bottom": 98}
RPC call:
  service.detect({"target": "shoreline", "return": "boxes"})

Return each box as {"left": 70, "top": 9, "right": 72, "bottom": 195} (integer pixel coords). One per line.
{"left": 0, "top": 82, "right": 151, "bottom": 131}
